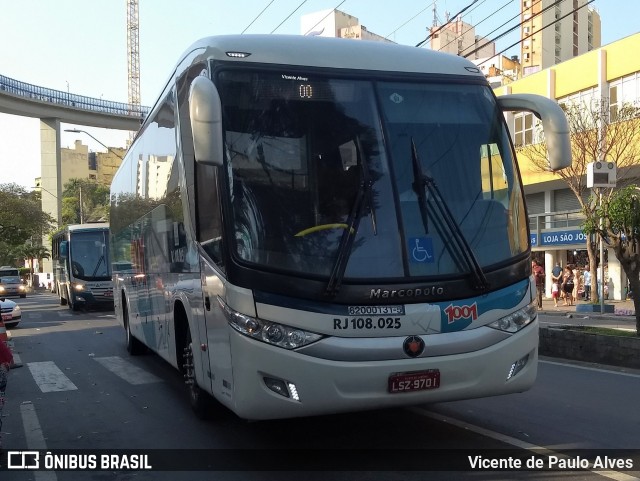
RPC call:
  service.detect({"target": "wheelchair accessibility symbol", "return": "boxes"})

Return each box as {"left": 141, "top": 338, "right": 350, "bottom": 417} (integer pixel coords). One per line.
{"left": 408, "top": 237, "right": 434, "bottom": 263}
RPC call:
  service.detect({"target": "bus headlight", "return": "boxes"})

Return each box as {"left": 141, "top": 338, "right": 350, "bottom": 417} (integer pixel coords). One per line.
{"left": 0, "top": 286, "right": 5, "bottom": 293}
{"left": 218, "top": 297, "right": 323, "bottom": 349}
{"left": 73, "top": 283, "right": 85, "bottom": 291}
{"left": 18, "top": 285, "right": 26, "bottom": 292}
{"left": 488, "top": 301, "right": 537, "bottom": 333}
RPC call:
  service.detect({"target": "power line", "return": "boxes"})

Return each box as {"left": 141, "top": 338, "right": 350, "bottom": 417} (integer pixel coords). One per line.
{"left": 473, "top": 0, "right": 596, "bottom": 67}
{"left": 415, "top": 0, "right": 480, "bottom": 48}
{"left": 456, "top": 0, "right": 544, "bottom": 57}
{"left": 242, "top": 0, "right": 277, "bottom": 34}
{"left": 436, "top": 0, "right": 514, "bottom": 53}
{"left": 384, "top": 2, "right": 435, "bottom": 40}
{"left": 271, "top": 0, "right": 310, "bottom": 34}
{"left": 303, "top": 1, "right": 348, "bottom": 36}
{"left": 462, "top": 0, "right": 566, "bottom": 59}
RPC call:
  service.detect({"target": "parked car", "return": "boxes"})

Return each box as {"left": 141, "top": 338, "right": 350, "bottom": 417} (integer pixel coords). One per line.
{"left": 0, "top": 297, "right": 22, "bottom": 328}
{"left": 0, "top": 266, "right": 27, "bottom": 298}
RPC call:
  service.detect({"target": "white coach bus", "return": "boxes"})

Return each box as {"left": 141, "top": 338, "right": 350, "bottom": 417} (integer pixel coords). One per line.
{"left": 52, "top": 223, "right": 114, "bottom": 310}
{"left": 109, "top": 35, "right": 570, "bottom": 420}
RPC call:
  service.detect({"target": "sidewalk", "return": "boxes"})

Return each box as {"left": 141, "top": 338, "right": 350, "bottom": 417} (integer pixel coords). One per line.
{"left": 538, "top": 296, "right": 636, "bottom": 321}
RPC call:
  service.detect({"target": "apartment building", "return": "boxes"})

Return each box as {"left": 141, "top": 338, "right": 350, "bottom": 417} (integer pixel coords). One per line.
{"left": 521, "top": 0, "right": 601, "bottom": 75}
{"left": 430, "top": 15, "right": 496, "bottom": 59}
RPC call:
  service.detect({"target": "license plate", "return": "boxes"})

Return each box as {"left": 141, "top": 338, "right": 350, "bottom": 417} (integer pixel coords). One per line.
{"left": 388, "top": 370, "right": 440, "bottom": 393}
{"left": 1, "top": 313, "right": 12, "bottom": 321}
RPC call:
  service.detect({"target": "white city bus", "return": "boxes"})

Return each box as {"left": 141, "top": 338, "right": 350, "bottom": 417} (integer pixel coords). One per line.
{"left": 110, "top": 35, "right": 571, "bottom": 420}
{"left": 52, "top": 223, "right": 114, "bottom": 310}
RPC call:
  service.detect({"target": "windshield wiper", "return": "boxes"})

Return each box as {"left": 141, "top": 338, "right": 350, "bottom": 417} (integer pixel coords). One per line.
{"left": 92, "top": 255, "right": 106, "bottom": 277}
{"left": 411, "top": 139, "right": 430, "bottom": 234}
{"left": 410, "top": 138, "right": 489, "bottom": 292}
{"left": 325, "top": 139, "right": 377, "bottom": 297}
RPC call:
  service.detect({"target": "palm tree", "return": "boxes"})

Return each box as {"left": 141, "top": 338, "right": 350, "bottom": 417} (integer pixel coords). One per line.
{"left": 17, "top": 243, "right": 51, "bottom": 287}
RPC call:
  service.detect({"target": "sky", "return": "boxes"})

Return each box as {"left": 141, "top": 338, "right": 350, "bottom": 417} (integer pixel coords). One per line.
{"left": 0, "top": 0, "right": 638, "bottom": 189}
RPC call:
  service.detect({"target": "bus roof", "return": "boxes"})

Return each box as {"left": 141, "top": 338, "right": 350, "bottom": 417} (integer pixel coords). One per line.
{"left": 183, "top": 35, "right": 486, "bottom": 78}
{"left": 66, "top": 223, "right": 109, "bottom": 233}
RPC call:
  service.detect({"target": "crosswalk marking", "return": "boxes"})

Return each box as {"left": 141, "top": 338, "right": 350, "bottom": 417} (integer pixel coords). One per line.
{"left": 23, "top": 356, "right": 163, "bottom": 392}
{"left": 27, "top": 361, "right": 78, "bottom": 393}
{"left": 93, "top": 356, "right": 162, "bottom": 385}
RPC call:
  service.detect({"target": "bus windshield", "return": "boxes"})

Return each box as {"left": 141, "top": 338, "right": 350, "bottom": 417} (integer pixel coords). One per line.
{"left": 217, "top": 70, "right": 528, "bottom": 282}
{"left": 69, "top": 230, "right": 111, "bottom": 281}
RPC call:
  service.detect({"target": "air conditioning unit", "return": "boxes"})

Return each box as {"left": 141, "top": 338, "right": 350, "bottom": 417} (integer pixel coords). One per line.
{"left": 587, "top": 161, "right": 617, "bottom": 188}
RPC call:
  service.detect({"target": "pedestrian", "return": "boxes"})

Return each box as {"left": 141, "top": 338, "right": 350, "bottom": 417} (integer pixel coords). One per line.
{"left": 551, "top": 279, "right": 560, "bottom": 307}
{"left": 551, "top": 262, "right": 563, "bottom": 302}
{"left": 532, "top": 260, "right": 545, "bottom": 308}
{"left": 573, "top": 266, "right": 582, "bottom": 300}
{"left": 0, "top": 341, "right": 13, "bottom": 450}
{"left": 561, "top": 266, "right": 575, "bottom": 306}
{"left": 582, "top": 267, "right": 591, "bottom": 301}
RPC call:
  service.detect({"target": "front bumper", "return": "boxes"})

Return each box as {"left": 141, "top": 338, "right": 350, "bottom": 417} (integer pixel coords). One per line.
{"left": 224, "top": 320, "right": 539, "bottom": 420}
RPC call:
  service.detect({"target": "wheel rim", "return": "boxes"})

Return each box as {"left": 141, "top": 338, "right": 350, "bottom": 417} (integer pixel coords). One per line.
{"left": 183, "top": 333, "right": 199, "bottom": 402}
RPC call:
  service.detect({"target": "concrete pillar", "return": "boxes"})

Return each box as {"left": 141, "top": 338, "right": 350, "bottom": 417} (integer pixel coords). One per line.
{"left": 40, "top": 118, "right": 62, "bottom": 272}
{"left": 544, "top": 251, "right": 555, "bottom": 297}
{"left": 607, "top": 247, "right": 623, "bottom": 300}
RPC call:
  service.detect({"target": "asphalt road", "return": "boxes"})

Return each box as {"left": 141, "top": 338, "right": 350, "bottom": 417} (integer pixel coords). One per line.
{"left": 2, "top": 292, "right": 639, "bottom": 481}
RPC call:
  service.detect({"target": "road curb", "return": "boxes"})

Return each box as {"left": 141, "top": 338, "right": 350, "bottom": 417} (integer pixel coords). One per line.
{"left": 540, "top": 326, "right": 640, "bottom": 369}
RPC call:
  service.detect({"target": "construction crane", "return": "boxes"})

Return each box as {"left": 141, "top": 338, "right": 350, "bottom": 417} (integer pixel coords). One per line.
{"left": 126, "top": 0, "right": 141, "bottom": 134}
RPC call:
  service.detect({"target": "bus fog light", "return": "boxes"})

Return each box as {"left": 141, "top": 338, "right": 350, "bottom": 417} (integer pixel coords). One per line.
{"left": 264, "top": 377, "right": 289, "bottom": 398}
{"left": 507, "top": 354, "right": 529, "bottom": 380}
{"left": 287, "top": 382, "right": 300, "bottom": 401}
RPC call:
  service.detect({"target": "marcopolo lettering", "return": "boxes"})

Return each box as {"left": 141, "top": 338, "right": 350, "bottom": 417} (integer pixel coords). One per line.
{"left": 370, "top": 286, "right": 444, "bottom": 299}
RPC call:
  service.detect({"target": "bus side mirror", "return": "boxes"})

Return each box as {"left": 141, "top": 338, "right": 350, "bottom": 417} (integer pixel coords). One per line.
{"left": 189, "top": 75, "right": 224, "bottom": 166}
{"left": 497, "top": 93, "right": 572, "bottom": 171}
{"left": 60, "top": 241, "right": 68, "bottom": 259}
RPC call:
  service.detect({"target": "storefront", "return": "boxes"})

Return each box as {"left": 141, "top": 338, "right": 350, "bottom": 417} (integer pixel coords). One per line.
{"left": 531, "top": 228, "right": 624, "bottom": 300}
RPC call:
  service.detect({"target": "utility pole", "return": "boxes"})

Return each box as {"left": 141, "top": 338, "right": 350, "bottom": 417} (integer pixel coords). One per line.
{"left": 79, "top": 184, "right": 84, "bottom": 224}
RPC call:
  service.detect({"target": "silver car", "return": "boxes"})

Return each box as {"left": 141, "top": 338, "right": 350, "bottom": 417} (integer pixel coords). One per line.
{"left": 0, "top": 266, "right": 27, "bottom": 298}
{"left": 1, "top": 297, "right": 22, "bottom": 328}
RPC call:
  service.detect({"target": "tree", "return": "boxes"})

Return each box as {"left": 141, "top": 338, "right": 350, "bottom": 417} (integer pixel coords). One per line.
{"left": 16, "top": 243, "right": 51, "bottom": 286}
{"left": 61, "top": 179, "right": 110, "bottom": 225}
{"left": 520, "top": 99, "right": 640, "bottom": 304}
{"left": 584, "top": 185, "right": 640, "bottom": 335}
{"left": 0, "top": 183, "right": 56, "bottom": 265}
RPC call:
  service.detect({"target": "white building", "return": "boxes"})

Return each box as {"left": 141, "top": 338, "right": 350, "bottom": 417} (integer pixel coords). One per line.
{"left": 300, "top": 9, "right": 393, "bottom": 43}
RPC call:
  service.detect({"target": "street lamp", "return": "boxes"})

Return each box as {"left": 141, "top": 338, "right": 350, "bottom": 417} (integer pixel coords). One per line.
{"left": 32, "top": 184, "right": 83, "bottom": 224}
{"left": 64, "top": 128, "right": 124, "bottom": 160}
{"left": 33, "top": 185, "right": 59, "bottom": 200}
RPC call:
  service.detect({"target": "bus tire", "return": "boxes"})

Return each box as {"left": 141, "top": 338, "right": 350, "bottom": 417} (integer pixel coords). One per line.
{"left": 68, "top": 288, "right": 79, "bottom": 311}
{"left": 184, "top": 327, "right": 211, "bottom": 419}
{"left": 123, "top": 297, "right": 145, "bottom": 355}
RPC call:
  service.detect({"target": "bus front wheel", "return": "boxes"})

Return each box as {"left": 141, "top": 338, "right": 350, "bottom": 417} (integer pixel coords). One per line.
{"left": 59, "top": 286, "right": 67, "bottom": 305}
{"left": 124, "top": 298, "right": 145, "bottom": 355}
{"left": 183, "top": 327, "right": 211, "bottom": 419}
